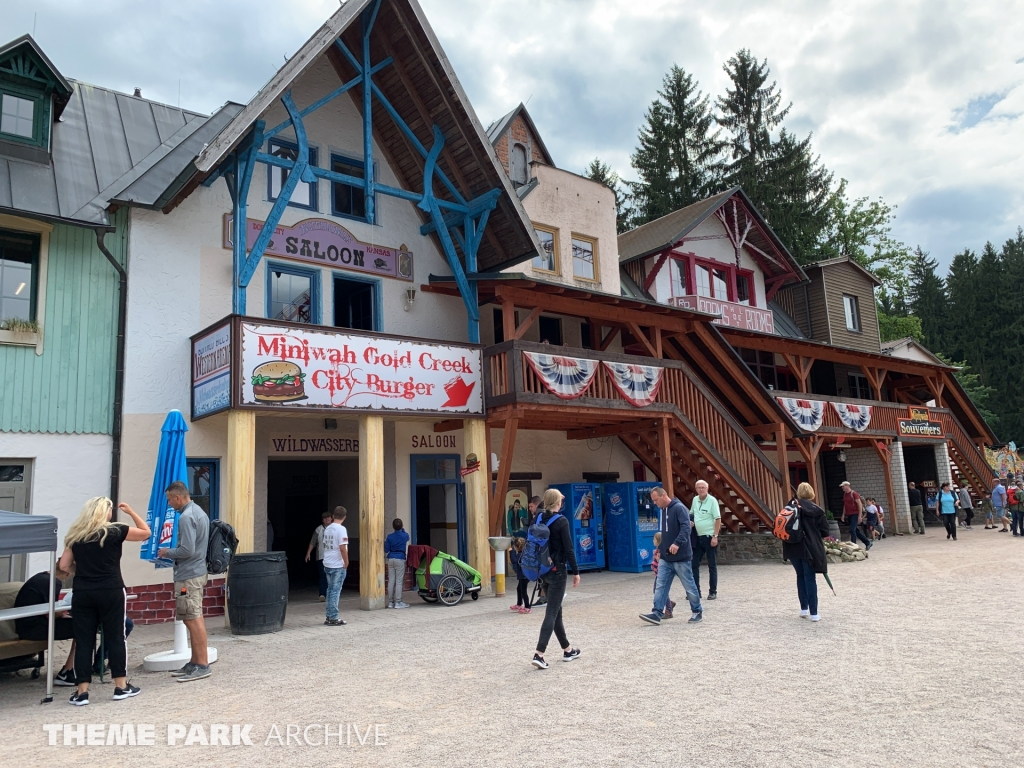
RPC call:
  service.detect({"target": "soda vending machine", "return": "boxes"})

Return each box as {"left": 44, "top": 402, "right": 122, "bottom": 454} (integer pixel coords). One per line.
{"left": 549, "top": 483, "right": 605, "bottom": 571}
{"left": 602, "top": 482, "right": 662, "bottom": 572}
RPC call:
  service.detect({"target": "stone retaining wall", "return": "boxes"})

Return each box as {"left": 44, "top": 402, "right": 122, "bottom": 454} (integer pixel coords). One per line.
{"left": 716, "top": 533, "right": 784, "bottom": 563}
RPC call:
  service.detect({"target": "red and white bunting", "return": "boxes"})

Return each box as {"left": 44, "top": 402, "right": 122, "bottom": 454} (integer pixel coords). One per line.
{"left": 833, "top": 402, "right": 873, "bottom": 432}
{"left": 603, "top": 361, "right": 664, "bottom": 407}
{"left": 778, "top": 397, "right": 825, "bottom": 431}
{"left": 523, "top": 351, "right": 599, "bottom": 400}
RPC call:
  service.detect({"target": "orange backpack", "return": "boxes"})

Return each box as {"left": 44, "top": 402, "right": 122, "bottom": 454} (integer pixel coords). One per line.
{"left": 773, "top": 502, "right": 803, "bottom": 543}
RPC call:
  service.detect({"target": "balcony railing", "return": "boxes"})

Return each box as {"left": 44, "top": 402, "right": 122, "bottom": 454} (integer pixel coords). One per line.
{"left": 484, "top": 339, "right": 785, "bottom": 515}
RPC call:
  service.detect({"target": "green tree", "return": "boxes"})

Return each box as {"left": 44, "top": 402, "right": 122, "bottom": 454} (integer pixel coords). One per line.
{"left": 819, "top": 179, "right": 913, "bottom": 295}
{"left": 936, "top": 353, "right": 998, "bottom": 430}
{"left": 878, "top": 312, "right": 923, "bottom": 344}
{"left": 716, "top": 50, "right": 832, "bottom": 263}
{"left": 627, "top": 65, "right": 725, "bottom": 227}
{"left": 907, "top": 246, "right": 947, "bottom": 350}
{"left": 584, "top": 158, "right": 630, "bottom": 233}
{"left": 944, "top": 248, "right": 982, "bottom": 364}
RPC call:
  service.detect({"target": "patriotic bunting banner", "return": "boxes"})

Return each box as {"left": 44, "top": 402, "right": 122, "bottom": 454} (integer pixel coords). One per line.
{"left": 523, "top": 351, "right": 599, "bottom": 400}
{"left": 604, "top": 362, "right": 664, "bottom": 407}
{"left": 778, "top": 397, "right": 825, "bottom": 431}
{"left": 833, "top": 402, "right": 873, "bottom": 432}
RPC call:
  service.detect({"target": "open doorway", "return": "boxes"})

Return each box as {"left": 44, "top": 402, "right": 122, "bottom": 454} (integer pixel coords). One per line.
{"left": 267, "top": 459, "right": 359, "bottom": 591}
{"left": 411, "top": 455, "right": 466, "bottom": 561}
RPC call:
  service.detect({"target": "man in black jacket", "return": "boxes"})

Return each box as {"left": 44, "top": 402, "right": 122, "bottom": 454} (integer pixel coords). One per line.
{"left": 640, "top": 487, "right": 703, "bottom": 626}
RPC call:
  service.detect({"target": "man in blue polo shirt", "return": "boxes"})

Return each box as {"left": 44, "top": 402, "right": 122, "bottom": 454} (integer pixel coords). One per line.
{"left": 384, "top": 518, "right": 410, "bottom": 609}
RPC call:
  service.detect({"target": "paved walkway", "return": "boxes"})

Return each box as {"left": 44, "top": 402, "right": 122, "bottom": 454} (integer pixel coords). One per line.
{"left": 2, "top": 527, "right": 1022, "bottom": 767}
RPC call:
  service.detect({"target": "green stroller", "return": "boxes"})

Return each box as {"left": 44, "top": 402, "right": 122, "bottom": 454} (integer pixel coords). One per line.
{"left": 414, "top": 548, "right": 482, "bottom": 606}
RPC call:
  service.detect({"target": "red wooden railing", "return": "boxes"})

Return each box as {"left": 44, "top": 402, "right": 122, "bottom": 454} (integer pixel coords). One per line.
{"left": 484, "top": 341, "right": 785, "bottom": 517}
{"left": 939, "top": 412, "right": 994, "bottom": 494}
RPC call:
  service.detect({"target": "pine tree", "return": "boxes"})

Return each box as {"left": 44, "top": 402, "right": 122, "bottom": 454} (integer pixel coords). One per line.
{"left": 584, "top": 158, "right": 630, "bottom": 233}
{"left": 716, "top": 50, "right": 832, "bottom": 263}
{"left": 907, "top": 246, "right": 947, "bottom": 350}
{"left": 716, "top": 49, "right": 790, "bottom": 203}
{"left": 627, "top": 65, "right": 725, "bottom": 227}
{"left": 944, "top": 249, "right": 981, "bottom": 364}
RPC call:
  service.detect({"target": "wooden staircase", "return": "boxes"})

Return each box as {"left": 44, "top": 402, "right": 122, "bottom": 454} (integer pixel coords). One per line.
{"left": 619, "top": 417, "right": 779, "bottom": 533}
{"left": 940, "top": 412, "right": 995, "bottom": 498}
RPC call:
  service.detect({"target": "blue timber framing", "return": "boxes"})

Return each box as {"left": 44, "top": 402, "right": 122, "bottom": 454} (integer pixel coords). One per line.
{"left": 214, "top": 0, "right": 498, "bottom": 341}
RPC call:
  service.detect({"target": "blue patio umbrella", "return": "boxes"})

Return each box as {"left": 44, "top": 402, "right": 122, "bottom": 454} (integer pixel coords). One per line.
{"left": 141, "top": 410, "right": 189, "bottom": 563}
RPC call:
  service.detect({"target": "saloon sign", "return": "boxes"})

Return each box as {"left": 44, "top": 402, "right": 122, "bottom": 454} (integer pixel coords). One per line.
{"left": 240, "top": 322, "right": 483, "bottom": 415}
{"left": 224, "top": 215, "right": 413, "bottom": 282}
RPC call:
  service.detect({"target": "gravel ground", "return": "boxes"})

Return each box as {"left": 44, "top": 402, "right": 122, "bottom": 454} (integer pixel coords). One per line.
{"left": 1, "top": 527, "right": 1022, "bottom": 768}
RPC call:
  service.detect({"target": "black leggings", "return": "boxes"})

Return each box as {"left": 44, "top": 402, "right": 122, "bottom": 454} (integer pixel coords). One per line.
{"left": 516, "top": 578, "right": 530, "bottom": 607}
{"left": 535, "top": 572, "right": 569, "bottom": 654}
{"left": 72, "top": 588, "right": 127, "bottom": 684}
{"left": 941, "top": 514, "right": 958, "bottom": 539}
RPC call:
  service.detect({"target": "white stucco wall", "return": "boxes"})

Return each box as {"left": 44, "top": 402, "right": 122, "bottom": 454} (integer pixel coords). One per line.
{"left": 0, "top": 432, "right": 112, "bottom": 577}
{"left": 646, "top": 217, "right": 768, "bottom": 308}
{"left": 513, "top": 164, "right": 620, "bottom": 294}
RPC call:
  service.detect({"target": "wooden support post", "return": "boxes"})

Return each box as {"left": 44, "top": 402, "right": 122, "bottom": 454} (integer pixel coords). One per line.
{"left": 359, "top": 414, "right": 386, "bottom": 610}
{"left": 781, "top": 353, "right": 813, "bottom": 393}
{"left": 794, "top": 436, "right": 824, "bottom": 504}
{"left": 513, "top": 307, "right": 542, "bottom": 340}
{"left": 658, "top": 418, "right": 674, "bottom": 497}
{"left": 463, "top": 418, "right": 493, "bottom": 594}
{"left": 489, "top": 414, "right": 519, "bottom": 534}
{"left": 226, "top": 410, "right": 256, "bottom": 554}
{"left": 501, "top": 298, "right": 516, "bottom": 342}
{"left": 775, "top": 423, "right": 791, "bottom": 502}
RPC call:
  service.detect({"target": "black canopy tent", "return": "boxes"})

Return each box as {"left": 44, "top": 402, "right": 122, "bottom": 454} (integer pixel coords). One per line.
{"left": 0, "top": 510, "right": 59, "bottom": 702}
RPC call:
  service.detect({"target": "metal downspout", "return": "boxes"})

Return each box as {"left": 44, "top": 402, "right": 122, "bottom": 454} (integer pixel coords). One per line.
{"left": 95, "top": 227, "right": 126, "bottom": 507}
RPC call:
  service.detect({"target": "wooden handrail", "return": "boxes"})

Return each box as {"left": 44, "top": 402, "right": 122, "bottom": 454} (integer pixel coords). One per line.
{"left": 483, "top": 340, "right": 785, "bottom": 518}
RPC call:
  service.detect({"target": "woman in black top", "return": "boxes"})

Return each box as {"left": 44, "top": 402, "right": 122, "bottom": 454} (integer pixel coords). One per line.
{"left": 58, "top": 496, "right": 151, "bottom": 705}
{"left": 782, "top": 483, "right": 830, "bottom": 622}
{"left": 531, "top": 488, "right": 581, "bottom": 669}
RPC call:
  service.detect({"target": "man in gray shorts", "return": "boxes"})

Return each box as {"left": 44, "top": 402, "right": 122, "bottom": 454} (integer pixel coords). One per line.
{"left": 158, "top": 480, "right": 212, "bottom": 682}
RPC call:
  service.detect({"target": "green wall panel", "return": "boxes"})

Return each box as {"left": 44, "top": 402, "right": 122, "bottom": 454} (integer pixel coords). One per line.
{"left": 0, "top": 208, "right": 128, "bottom": 434}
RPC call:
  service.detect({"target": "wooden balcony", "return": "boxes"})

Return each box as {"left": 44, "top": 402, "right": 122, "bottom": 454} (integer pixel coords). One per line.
{"left": 484, "top": 339, "right": 787, "bottom": 529}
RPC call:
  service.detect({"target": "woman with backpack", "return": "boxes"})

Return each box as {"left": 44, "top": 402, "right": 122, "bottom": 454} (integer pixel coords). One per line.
{"left": 529, "top": 488, "right": 581, "bottom": 669}
{"left": 783, "top": 483, "right": 830, "bottom": 622}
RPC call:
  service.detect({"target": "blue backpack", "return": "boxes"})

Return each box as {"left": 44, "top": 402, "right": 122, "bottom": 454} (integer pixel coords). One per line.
{"left": 519, "top": 513, "right": 562, "bottom": 581}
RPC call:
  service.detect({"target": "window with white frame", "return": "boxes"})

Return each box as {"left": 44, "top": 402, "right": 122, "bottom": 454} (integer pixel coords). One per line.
{"left": 571, "top": 236, "right": 596, "bottom": 281}
{"left": 267, "top": 138, "right": 318, "bottom": 210}
{"left": 843, "top": 294, "right": 861, "bottom": 332}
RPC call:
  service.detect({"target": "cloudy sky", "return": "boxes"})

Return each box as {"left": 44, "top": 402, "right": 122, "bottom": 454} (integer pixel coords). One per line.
{"left": 7, "top": 0, "right": 1023, "bottom": 268}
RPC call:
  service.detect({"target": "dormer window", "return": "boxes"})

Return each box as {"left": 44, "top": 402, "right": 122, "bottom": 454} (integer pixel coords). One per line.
{"left": 1, "top": 94, "right": 35, "bottom": 139}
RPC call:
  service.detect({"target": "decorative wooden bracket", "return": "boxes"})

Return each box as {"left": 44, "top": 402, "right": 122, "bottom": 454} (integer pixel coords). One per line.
{"left": 782, "top": 353, "right": 814, "bottom": 393}
{"left": 861, "top": 366, "right": 888, "bottom": 400}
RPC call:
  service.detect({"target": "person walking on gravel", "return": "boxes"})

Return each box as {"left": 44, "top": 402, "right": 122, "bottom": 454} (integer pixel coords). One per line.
{"left": 639, "top": 487, "right": 703, "bottom": 626}
{"left": 938, "top": 482, "right": 959, "bottom": 540}
{"left": 989, "top": 479, "right": 1007, "bottom": 529}
{"left": 783, "top": 483, "right": 830, "bottom": 622}
{"left": 908, "top": 482, "right": 926, "bottom": 535}
{"left": 322, "top": 506, "right": 350, "bottom": 626}
{"left": 530, "top": 489, "right": 581, "bottom": 669}
{"left": 840, "top": 481, "right": 872, "bottom": 549}
{"left": 690, "top": 480, "right": 721, "bottom": 601}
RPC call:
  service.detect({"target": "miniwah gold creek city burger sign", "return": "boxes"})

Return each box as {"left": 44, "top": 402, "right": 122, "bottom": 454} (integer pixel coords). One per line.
{"left": 240, "top": 322, "right": 483, "bottom": 415}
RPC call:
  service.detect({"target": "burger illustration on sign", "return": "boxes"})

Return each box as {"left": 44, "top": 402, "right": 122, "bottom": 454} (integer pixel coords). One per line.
{"left": 251, "top": 360, "right": 307, "bottom": 403}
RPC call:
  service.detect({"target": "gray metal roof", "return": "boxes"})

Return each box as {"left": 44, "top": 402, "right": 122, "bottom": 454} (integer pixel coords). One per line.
{"left": 0, "top": 78, "right": 211, "bottom": 227}
{"left": 768, "top": 300, "right": 806, "bottom": 339}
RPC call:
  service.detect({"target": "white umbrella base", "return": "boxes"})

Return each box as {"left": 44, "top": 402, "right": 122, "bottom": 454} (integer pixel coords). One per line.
{"left": 142, "top": 619, "right": 218, "bottom": 671}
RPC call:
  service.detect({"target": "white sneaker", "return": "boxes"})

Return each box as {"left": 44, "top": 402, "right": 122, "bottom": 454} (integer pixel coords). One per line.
{"left": 810, "top": 615, "right": 821, "bottom": 622}
{"left": 386, "top": 602, "right": 394, "bottom": 609}
{"left": 800, "top": 609, "right": 810, "bottom": 618}
{"left": 394, "top": 601, "right": 410, "bottom": 609}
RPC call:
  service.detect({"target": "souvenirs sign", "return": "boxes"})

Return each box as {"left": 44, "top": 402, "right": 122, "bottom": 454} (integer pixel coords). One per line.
{"left": 240, "top": 322, "right": 482, "bottom": 415}
{"left": 898, "top": 419, "right": 943, "bottom": 438}
{"left": 224, "top": 215, "right": 413, "bottom": 281}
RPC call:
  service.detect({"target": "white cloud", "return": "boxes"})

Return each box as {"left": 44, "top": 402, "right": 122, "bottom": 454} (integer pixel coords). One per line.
{"left": 5, "top": 0, "right": 1023, "bottom": 265}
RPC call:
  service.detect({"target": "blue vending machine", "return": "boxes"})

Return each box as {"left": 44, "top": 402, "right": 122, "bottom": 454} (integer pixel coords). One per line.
{"left": 602, "top": 482, "right": 662, "bottom": 572}
{"left": 550, "top": 483, "right": 605, "bottom": 571}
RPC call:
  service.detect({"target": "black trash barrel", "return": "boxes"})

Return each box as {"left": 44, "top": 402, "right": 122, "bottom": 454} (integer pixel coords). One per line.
{"left": 227, "top": 552, "right": 289, "bottom": 635}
